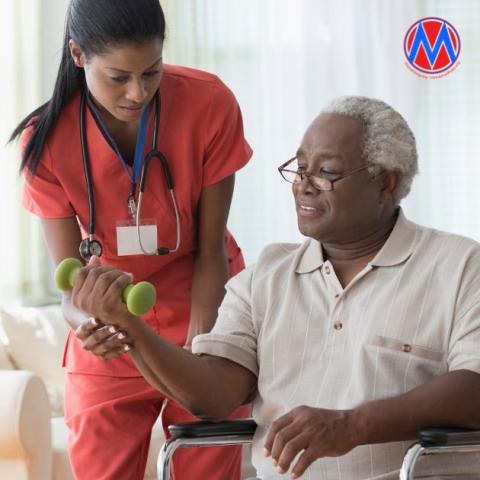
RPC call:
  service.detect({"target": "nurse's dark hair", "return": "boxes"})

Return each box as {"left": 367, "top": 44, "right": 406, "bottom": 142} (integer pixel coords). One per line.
{"left": 10, "top": 0, "right": 166, "bottom": 175}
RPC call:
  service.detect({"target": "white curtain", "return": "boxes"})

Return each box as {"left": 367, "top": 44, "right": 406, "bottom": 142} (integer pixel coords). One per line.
{"left": 162, "top": 0, "right": 422, "bottom": 263}
{"left": 0, "top": 0, "right": 67, "bottom": 305}
{"left": 402, "top": 0, "right": 480, "bottom": 240}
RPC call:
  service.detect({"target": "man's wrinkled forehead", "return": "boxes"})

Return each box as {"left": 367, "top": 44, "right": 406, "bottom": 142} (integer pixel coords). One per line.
{"left": 298, "top": 113, "right": 365, "bottom": 164}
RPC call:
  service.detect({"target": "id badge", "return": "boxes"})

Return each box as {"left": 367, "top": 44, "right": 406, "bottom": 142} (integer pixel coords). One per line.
{"left": 116, "top": 219, "right": 157, "bottom": 256}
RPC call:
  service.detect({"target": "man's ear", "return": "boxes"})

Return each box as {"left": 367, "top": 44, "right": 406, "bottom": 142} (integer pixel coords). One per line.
{"left": 69, "top": 39, "right": 85, "bottom": 68}
{"left": 381, "top": 170, "right": 401, "bottom": 203}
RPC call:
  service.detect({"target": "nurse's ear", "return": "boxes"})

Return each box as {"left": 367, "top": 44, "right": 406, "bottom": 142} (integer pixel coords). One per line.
{"left": 69, "top": 39, "right": 86, "bottom": 68}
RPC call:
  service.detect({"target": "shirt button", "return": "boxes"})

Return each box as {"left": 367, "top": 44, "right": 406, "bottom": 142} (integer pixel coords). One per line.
{"left": 402, "top": 344, "right": 412, "bottom": 353}
{"left": 334, "top": 322, "right": 343, "bottom": 330}
{"left": 324, "top": 265, "right": 331, "bottom": 274}
{"left": 334, "top": 294, "right": 340, "bottom": 299}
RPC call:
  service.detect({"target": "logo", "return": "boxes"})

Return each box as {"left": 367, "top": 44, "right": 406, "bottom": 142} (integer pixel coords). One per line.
{"left": 404, "top": 17, "right": 461, "bottom": 77}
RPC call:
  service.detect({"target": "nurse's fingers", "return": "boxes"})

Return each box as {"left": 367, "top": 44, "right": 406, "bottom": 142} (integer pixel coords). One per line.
{"left": 101, "top": 343, "right": 132, "bottom": 361}
{"left": 83, "top": 327, "right": 131, "bottom": 356}
{"left": 75, "top": 317, "right": 102, "bottom": 341}
{"left": 92, "top": 329, "right": 130, "bottom": 354}
{"left": 78, "top": 324, "right": 119, "bottom": 351}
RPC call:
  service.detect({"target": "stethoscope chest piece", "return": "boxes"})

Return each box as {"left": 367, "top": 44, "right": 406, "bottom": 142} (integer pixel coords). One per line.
{"left": 79, "top": 237, "right": 103, "bottom": 261}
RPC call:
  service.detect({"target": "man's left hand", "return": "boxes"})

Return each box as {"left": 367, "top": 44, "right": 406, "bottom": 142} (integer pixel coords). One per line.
{"left": 263, "top": 405, "right": 359, "bottom": 478}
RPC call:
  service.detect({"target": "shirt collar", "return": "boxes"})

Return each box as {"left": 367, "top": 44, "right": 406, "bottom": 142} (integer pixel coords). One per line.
{"left": 369, "top": 208, "right": 416, "bottom": 267}
{"left": 295, "top": 239, "right": 325, "bottom": 274}
{"left": 295, "top": 208, "right": 416, "bottom": 274}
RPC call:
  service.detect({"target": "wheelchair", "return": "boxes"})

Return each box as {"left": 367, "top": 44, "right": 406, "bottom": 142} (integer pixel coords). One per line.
{"left": 157, "top": 419, "right": 480, "bottom": 480}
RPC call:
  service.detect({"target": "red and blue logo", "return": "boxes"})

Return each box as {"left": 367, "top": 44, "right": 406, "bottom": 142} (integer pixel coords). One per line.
{"left": 404, "top": 17, "right": 461, "bottom": 75}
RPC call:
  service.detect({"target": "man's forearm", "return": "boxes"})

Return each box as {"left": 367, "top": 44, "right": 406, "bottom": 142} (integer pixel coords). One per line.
{"left": 124, "top": 315, "right": 253, "bottom": 420}
{"left": 63, "top": 292, "right": 238, "bottom": 413}
{"left": 353, "top": 370, "right": 480, "bottom": 446}
{"left": 127, "top": 348, "right": 176, "bottom": 397}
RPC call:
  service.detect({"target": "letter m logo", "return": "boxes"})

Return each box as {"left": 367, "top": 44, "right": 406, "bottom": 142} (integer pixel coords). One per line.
{"left": 404, "top": 18, "right": 460, "bottom": 74}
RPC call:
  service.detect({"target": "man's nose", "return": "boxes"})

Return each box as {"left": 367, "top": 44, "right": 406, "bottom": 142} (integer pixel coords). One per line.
{"left": 126, "top": 79, "right": 148, "bottom": 104}
{"left": 295, "top": 173, "right": 317, "bottom": 194}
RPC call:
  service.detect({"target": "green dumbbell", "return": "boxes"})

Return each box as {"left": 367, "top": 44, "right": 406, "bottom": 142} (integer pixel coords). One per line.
{"left": 54, "top": 257, "right": 156, "bottom": 316}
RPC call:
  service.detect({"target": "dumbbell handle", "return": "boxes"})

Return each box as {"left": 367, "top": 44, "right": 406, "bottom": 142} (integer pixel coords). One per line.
{"left": 54, "top": 258, "right": 156, "bottom": 316}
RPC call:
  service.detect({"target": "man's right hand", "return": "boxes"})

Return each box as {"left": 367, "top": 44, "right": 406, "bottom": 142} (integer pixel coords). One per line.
{"left": 75, "top": 317, "right": 132, "bottom": 361}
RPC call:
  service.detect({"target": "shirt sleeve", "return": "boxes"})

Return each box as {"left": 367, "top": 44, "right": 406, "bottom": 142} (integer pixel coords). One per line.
{"left": 448, "top": 253, "right": 480, "bottom": 374}
{"left": 448, "top": 299, "right": 480, "bottom": 374}
{"left": 21, "top": 129, "right": 75, "bottom": 218}
{"left": 192, "top": 265, "right": 258, "bottom": 376}
{"left": 202, "top": 79, "right": 253, "bottom": 186}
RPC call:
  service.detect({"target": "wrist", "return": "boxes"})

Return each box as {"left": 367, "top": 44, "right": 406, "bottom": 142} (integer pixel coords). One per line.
{"left": 102, "top": 310, "right": 138, "bottom": 329}
{"left": 347, "top": 405, "right": 371, "bottom": 448}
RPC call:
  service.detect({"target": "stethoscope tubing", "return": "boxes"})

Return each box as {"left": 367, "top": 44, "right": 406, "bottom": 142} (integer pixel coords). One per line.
{"left": 79, "top": 88, "right": 181, "bottom": 257}
{"left": 80, "top": 91, "right": 96, "bottom": 243}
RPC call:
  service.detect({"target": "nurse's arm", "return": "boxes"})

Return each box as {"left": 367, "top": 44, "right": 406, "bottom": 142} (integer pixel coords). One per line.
{"left": 40, "top": 217, "right": 131, "bottom": 358}
{"left": 40, "top": 217, "right": 87, "bottom": 330}
{"left": 185, "top": 174, "right": 235, "bottom": 349}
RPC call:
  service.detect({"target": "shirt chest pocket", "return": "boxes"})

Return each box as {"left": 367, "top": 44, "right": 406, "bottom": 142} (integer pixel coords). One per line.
{"left": 367, "top": 335, "right": 444, "bottom": 362}
{"left": 363, "top": 335, "right": 446, "bottom": 392}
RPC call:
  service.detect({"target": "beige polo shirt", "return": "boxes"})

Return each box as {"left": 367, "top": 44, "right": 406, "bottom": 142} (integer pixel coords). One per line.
{"left": 193, "top": 210, "right": 480, "bottom": 479}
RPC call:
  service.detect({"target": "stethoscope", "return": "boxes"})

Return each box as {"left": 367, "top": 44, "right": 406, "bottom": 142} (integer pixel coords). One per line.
{"left": 78, "top": 88, "right": 181, "bottom": 261}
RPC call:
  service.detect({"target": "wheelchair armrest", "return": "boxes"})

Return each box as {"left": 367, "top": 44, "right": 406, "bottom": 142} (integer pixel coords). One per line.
{"left": 400, "top": 428, "right": 480, "bottom": 480}
{"left": 159, "top": 420, "right": 257, "bottom": 480}
{"left": 168, "top": 419, "right": 257, "bottom": 439}
{"left": 419, "top": 427, "right": 480, "bottom": 447}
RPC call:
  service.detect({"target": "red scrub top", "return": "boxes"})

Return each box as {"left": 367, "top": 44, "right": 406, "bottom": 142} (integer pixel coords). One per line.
{"left": 22, "top": 65, "right": 253, "bottom": 376}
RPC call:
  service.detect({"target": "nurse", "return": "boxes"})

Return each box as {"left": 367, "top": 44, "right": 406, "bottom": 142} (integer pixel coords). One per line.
{"left": 11, "top": 0, "right": 252, "bottom": 479}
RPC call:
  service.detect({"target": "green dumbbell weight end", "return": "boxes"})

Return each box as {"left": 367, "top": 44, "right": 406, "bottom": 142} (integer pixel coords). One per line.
{"left": 54, "top": 257, "right": 156, "bottom": 316}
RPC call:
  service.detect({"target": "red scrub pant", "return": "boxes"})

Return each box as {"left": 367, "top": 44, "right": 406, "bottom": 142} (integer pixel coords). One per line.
{"left": 65, "top": 373, "right": 250, "bottom": 480}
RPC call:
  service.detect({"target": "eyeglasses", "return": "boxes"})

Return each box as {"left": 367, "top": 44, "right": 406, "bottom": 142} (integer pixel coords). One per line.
{"left": 278, "top": 156, "right": 372, "bottom": 191}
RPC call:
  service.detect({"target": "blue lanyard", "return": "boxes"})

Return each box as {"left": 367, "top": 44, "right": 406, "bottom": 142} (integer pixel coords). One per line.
{"left": 89, "top": 99, "right": 151, "bottom": 188}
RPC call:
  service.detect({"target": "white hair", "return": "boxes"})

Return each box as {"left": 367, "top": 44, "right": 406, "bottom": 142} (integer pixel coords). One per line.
{"left": 322, "top": 96, "right": 418, "bottom": 202}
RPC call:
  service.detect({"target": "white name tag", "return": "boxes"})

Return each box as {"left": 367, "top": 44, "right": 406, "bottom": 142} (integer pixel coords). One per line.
{"left": 116, "top": 223, "right": 157, "bottom": 256}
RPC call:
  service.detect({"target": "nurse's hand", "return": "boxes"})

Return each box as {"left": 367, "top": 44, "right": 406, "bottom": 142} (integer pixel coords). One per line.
{"left": 75, "top": 317, "right": 132, "bottom": 360}
{"left": 71, "top": 257, "right": 134, "bottom": 327}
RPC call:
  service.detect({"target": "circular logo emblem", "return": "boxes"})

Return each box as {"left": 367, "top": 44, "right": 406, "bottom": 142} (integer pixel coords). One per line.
{"left": 404, "top": 17, "right": 461, "bottom": 75}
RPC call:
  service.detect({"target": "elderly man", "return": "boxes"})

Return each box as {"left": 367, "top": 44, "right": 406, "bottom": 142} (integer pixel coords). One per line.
{"left": 72, "top": 96, "right": 480, "bottom": 479}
